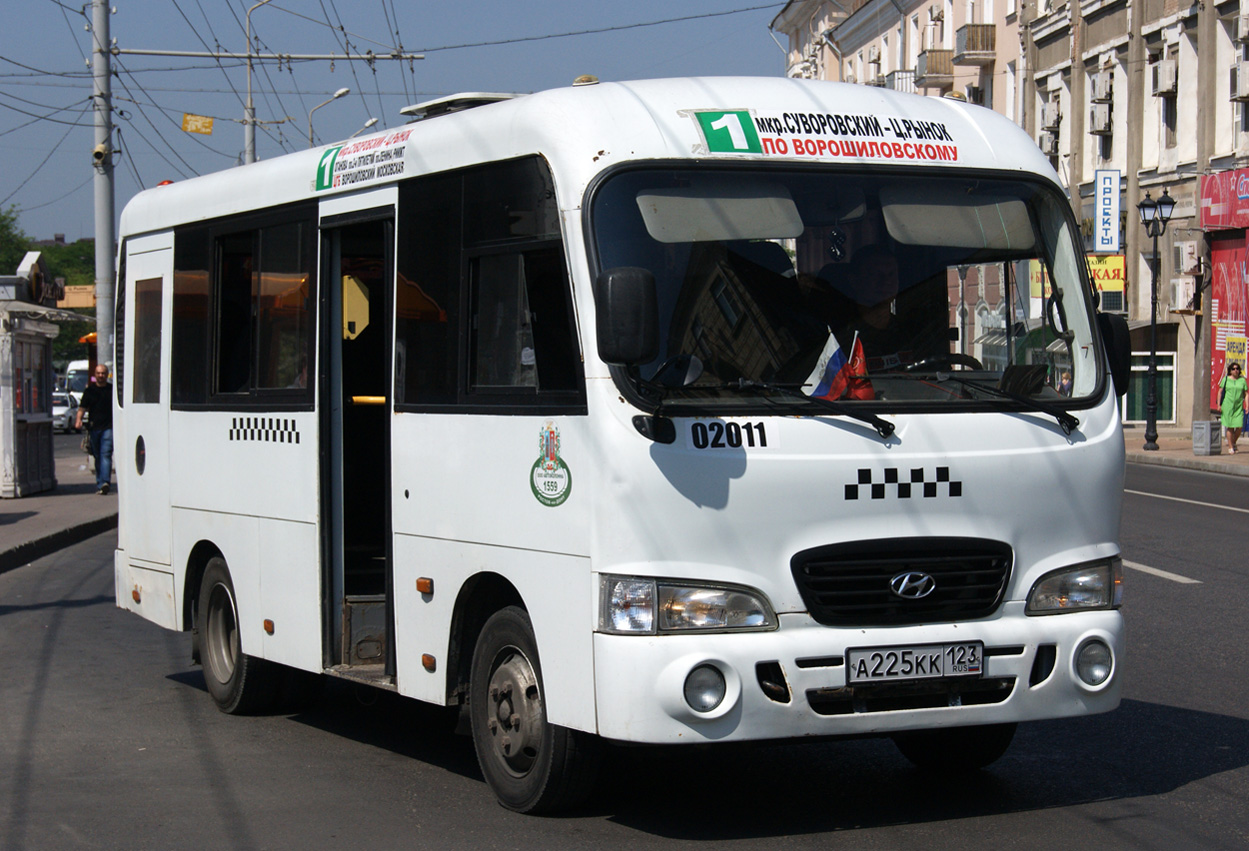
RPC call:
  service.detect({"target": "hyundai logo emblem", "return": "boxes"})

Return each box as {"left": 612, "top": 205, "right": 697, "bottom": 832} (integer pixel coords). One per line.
{"left": 890, "top": 571, "right": 936, "bottom": 599}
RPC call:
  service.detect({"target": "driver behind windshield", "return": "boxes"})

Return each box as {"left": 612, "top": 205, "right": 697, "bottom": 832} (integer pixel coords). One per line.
{"left": 829, "top": 244, "right": 948, "bottom": 373}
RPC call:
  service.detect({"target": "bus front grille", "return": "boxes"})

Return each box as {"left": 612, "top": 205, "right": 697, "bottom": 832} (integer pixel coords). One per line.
{"left": 805, "top": 676, "right": 1016, "bottom": 715}
{"left": 790, "top": 538, "right": 1012, "bottom": 627}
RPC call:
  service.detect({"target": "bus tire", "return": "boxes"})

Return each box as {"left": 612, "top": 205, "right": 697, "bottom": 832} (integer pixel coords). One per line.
{"left": 198, "top": 557, "right": 279, "bottom": 715}
{"left": 892, "top": 722, "right": 1017, "bottom": 772}
{"left": 469, "top": 606, "right": 600, "bottom": 813}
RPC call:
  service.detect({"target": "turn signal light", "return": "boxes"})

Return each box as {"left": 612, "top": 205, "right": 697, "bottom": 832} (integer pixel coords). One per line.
{"left": 416, "top": 577, "right": 433, "bottom": 594}
{"left": 131, "top": 587, "right": 141, "bottom": 604}
{"left": 421, "top": 654, "right": 436, "bottom": 672}
{"left": 263, "top": 619, "right": 275, "bottom": 635}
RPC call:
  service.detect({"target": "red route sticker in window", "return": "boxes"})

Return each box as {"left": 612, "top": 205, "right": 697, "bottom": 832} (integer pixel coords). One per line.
{"left": 531, "top": 421, "right": 572, "bottom": 507}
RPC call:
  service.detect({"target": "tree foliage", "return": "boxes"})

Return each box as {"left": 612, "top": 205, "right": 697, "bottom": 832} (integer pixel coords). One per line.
{"left": 0, "top": 205, "right": 30, "bottom": 275}
{"left": 1, "top": 208, "right": 99, "bottom": 368}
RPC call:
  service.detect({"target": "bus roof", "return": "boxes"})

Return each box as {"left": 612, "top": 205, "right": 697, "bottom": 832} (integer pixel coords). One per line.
{"left": 118, "top": 76, "right": 1059, "bottom": 239}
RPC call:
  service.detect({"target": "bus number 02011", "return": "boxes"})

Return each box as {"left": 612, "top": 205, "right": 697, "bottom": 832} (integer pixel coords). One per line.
{"left": 690, "top": 421, "right": 768, "bottom": 450}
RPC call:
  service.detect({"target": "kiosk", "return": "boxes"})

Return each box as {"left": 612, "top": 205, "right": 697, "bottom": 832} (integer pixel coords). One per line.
{"left": 0, "top": 252, "right": 81, "bottom": 497}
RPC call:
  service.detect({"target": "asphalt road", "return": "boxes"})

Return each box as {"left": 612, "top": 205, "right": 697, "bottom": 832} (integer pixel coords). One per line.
{"left": 1, "top": 463, "right": 1246, "bottom": 849}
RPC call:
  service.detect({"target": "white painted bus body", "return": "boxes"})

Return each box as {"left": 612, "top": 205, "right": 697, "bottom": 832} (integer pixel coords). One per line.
{"left": 114, "top": 77, "right": 1124, "bottom": 748}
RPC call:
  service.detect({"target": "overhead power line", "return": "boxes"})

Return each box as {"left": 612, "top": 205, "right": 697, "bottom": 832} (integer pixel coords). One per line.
{"left": 413, "top": 4, "right": 782, "bottom": 52}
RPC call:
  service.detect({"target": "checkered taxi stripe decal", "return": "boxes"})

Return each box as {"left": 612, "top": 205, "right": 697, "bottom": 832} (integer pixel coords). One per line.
{"left": 228, "top": 417, "right": 301, "bottom": 444}
{"left": 845, "top": 467, "right": 962, "bottom": 500}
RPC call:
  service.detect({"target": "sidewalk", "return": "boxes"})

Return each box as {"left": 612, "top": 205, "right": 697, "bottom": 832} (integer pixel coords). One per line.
{"left": 0, "top": 442, "right": 117, "bottom": 575}
{"left": 1122, "top": 424, "right": 1249, "bottom": 477}
{"left": 2, "top": 423, "right": 1246, "bottom": 576}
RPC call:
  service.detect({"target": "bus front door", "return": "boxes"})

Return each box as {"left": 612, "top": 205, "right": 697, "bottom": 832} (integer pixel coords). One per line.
{"left": 321, "top": 216, "right": 394, "bottom": 676}
{"left": 120, "top": 236, "right": 173, "bottom": 567}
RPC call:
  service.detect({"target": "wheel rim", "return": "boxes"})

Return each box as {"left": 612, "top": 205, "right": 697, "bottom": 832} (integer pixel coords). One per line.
{"left": 204, "top": 581, "right": 239, "bottom": 685}
{"left": 482, "top": 646, "right": 545, "bottom": 777}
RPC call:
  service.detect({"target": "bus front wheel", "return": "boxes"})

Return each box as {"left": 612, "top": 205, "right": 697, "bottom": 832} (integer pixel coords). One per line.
{"left": 469, "top": 606, "right": 600, "bottom": 813}
{"left": 198, "top": 557, "right": 278, "bottom": 714}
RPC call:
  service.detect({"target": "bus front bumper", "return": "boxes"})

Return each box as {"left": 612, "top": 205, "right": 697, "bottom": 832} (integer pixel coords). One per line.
{"left": 591, "top": 603, "right": 1122, "bottom": 743}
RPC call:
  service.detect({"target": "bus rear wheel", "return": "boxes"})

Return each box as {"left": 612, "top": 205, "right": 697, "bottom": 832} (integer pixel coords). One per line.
{"left": 892, "top": 722, "right": 1017, "bottom": 772}
{"left": 469, "top": 606, "right": 600, "bottom": 813}
{"left": 198, "top": 557, "right": 278, "bottom": 714}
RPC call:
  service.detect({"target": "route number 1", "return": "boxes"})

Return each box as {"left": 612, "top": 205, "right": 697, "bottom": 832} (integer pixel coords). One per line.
{"left": 696, "top": 110, "right": 763, "bottom": 154}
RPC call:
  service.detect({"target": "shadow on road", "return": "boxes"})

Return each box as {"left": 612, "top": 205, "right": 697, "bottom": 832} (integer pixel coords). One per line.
{"left": 595, "top": 700, "right": 1249, "bottom": 837}
{"left": 164, "top": 656, "right": 1248, "bottom": 834}
{"left": 168, "top": 669, "right": 481, "bottom": 778}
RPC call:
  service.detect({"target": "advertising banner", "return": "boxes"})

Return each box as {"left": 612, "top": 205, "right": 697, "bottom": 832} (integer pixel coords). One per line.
{"left": 1209, "top": 233, "right": 1248, "bottom": 409}
{"left": 1201, "top": 168, "right": 1249, "bottom": 231}
{"left": 1094, "top": 170, "right": 1120, "bottom": 253}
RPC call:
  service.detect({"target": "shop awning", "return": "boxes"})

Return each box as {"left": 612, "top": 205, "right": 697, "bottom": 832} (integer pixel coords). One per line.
{"left": 0, "top": 301, "right": 96, "bottom": 323}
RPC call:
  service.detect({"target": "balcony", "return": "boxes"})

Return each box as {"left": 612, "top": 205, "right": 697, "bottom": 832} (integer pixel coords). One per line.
{"left": 954, "top": 24, "right": 996, "bottom": 66}
{"left": 915, "top": 50, "right": 953, "bottom": 88}
{"left": 886, "top": 69, "right": 916, "bottom": 94}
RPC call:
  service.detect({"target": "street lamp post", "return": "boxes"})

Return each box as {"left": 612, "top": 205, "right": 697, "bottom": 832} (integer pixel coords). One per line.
{"left": 348, "top": 117, "right": 379, "bottom": 139}
{"left": 1137, "top": 189, "right": 1175, "bottom": 451}
{"left": 308, "top": 88, "right": 350, "bottom": 148}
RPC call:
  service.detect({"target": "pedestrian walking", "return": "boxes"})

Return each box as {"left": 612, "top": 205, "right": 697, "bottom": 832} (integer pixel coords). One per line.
{"left": 75, "top": 364, "right": 114, "bottom": 493}
{"left": 1219, "top": 361, "right": 1247, "bottom": 454}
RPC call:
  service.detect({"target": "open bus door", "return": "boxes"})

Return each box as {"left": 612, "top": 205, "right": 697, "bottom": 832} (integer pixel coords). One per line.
{"left": 319, "top": 212, "right": 395, "bottom": 681}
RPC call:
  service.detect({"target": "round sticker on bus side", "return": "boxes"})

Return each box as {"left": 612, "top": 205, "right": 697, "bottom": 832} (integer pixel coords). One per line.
{"left": 531, "top": 421, "right": 572, "bottom": 507}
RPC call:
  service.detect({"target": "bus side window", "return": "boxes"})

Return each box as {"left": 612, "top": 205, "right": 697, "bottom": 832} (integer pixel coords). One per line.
{"left": 255, "top": 221, "right": 312, "bottom": 390}
{"left": 472, "top": 252, "right": 537, "bottom": 389}
{"left": 172, "top": 206, "right": 315, "bottom": 408}
{"left": 133, "top": 275, "right": 163, "bottom": 403}
{"left": 469, "top": 245, "right": 578, "bottom": 394}
{"left": 395, "top": 155, "right": 584, "bottom": 412}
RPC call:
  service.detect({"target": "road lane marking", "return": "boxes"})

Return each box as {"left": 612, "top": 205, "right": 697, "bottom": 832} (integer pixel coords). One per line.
{"left": 1122, "top": 559, "right": 1202, "bottom": 584}
{"left": 1124, "top": 489, "right": 1249, "bottom": 515}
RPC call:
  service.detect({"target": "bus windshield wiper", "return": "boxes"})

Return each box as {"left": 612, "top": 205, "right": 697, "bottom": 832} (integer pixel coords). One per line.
{"left": 933, "top": 373, "right": 1080, "bottom": 435}
{"left": 733, "top": 379, "right": 896, "bottom": 439}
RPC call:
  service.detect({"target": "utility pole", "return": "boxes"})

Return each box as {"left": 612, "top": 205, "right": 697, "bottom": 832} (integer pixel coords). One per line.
{"left": 90, "top": 0, "right": 115, "bottom": 370}
{"left": 87, "top": 9, "right": 423, "bottom": 375}
{"left": 245, "top": 0, "right": 273, "bottom": 165}
{"left": 113, "top": 46, "right": 424, "bottom": 164}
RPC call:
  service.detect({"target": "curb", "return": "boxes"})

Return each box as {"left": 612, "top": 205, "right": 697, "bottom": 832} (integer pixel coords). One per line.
{"left": 0, "top": 513, "right": 118, "bottom": 576}
{"left": 1125, "top": 451, "right": 1249, "bottom": 477}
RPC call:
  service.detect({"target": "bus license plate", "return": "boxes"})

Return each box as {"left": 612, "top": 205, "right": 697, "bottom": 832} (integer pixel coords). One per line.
{"left": 846, "top": 642, "right": 983, "bottom": 684}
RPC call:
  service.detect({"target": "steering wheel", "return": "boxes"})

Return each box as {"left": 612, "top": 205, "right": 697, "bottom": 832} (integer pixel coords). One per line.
{"left": 903, "top": 353, "right": 984, "bottom": 372}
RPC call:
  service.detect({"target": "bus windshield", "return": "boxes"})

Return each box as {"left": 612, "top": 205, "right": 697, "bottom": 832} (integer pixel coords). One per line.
{"left": 590, "top": 167, "right": 1101, "bottom": 410}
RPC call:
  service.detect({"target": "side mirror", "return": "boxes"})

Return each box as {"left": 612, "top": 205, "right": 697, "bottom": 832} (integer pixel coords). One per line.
{"left": 1097, "top": 312, "right": 1131, "bottom": 397}
{"left": 594, "top": 267, "right": 659, "bottom": 366}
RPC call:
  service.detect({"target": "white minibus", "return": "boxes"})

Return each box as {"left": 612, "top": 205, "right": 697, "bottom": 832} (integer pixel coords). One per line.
{"left": 113, "top": 76, "right": 1131, "bottom": 813}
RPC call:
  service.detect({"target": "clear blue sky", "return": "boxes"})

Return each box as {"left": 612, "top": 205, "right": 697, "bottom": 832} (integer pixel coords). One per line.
{"left": 1, "top": 1, "right": 787, "bottom": 244}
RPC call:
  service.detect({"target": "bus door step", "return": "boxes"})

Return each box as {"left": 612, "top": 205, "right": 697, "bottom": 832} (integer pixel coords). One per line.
{"left": 342, "top": 594, "right": 387, "bottom": 667}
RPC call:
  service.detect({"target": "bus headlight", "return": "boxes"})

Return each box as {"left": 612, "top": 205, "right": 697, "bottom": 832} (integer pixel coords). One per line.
{"left": 1026, "top": 557, "right": 1123, "bottom": 615}
{"left": 599, "top": 576, "right": 777, "bottom": 634}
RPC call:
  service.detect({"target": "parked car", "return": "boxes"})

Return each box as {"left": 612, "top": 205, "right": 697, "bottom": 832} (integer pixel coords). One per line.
{"left": 52, "top": 392, "right": 79, "bottom": 433}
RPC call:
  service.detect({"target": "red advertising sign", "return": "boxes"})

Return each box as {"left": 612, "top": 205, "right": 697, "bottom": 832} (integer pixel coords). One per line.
{"left": 1201, "top": 168, "right": 1249, "bottom": 231}
{"left": 1209, "top": 233, "right": 1248, "bottom": 410}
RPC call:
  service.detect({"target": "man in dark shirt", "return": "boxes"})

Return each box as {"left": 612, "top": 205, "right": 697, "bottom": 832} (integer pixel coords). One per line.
{"left": 75, "top": 364, "right": 114, "bottom": 495}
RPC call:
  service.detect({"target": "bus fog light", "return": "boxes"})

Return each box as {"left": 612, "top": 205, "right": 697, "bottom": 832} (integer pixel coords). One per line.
{"left": 683, "top": 664, "right": 726, "bottom": 712}
{"left": 1075, "top": 639, "right": 1113, "bottom": 686}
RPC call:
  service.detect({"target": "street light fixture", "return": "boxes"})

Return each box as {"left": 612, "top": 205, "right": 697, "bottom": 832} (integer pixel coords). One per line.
{"left": 348, "top": 117, "right": 379, "bottom": 139}
{"left": 1136, "top": 188, "right": 1174, "bottom": 451}
{"left": 308, "top": 87, "right": 350, "bottom": 148}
